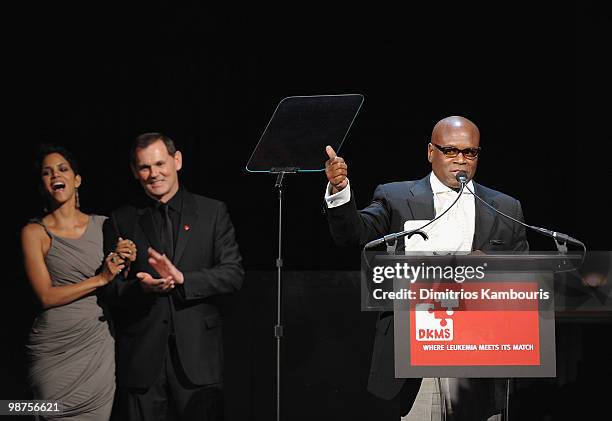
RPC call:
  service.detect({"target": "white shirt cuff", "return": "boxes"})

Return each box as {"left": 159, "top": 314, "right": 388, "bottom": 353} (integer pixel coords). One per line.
{"left": 324, "top": 180, "right": 351, "bottom": 208}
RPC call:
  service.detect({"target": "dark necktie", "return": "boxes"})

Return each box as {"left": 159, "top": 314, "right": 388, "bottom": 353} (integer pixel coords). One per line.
{"left": 160, "top": 203, "right": 174, "bottom": 261}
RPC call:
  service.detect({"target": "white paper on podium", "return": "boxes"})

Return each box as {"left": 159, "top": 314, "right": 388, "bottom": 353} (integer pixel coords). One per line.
{"left": 403, "top": 219, "right": 464, "bottom": 253}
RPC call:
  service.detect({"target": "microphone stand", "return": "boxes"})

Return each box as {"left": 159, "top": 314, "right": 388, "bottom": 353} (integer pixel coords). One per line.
{"left": 461, "top": 183, "right": 587, "bottom": 258}
{"left": 364, "top": 180, "right": 467, "bottom": 251}
{"left": 361, "top": 177, "right": 467, "bottom": 279}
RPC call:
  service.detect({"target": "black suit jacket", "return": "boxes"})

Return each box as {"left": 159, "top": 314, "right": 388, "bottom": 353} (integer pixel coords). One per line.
{"left": 102, "top": 189, "right": 244, "bottom": 389}
{"left": 327, "top": 175, "right": 529, "bottom": 400}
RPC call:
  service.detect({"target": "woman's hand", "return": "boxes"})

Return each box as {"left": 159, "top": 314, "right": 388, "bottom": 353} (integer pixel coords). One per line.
{"left": 115, "top": 237, "right": 137, "bottom": 263}
{"left": 100, "top": 252, "right": 126, "bottom": 285}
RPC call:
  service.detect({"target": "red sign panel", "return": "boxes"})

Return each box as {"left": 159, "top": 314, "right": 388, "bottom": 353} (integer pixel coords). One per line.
{"left": 409, "top": 282, "right": 540, "bottom": 366}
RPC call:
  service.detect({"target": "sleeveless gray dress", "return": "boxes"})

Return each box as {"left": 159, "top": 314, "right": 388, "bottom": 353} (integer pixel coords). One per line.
{"left": 26, "top": 215, "right": 115, "bottom": 420}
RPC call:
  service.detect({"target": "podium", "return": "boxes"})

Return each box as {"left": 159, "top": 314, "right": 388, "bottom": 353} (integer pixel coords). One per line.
{"left": 361, "top": 253, "right": 582, "bottom": 378}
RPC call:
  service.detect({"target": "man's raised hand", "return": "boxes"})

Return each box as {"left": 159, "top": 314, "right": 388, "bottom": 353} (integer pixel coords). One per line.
{"left": 325, "top": 145, "right": 348, "bottom": 193}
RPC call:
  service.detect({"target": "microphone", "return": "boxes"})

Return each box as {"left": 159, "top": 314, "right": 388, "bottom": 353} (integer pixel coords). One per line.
{"left": 364, "top": 173, "right": 468, "bottom": 250}
{"left": 363, "top": 230, "right": 429, "bottom": 250}
{"left": 528, "top": 226, "right": 585, "bottom": 247}
{"left": 456, "top": 170, "right": 468, "bottom": 184}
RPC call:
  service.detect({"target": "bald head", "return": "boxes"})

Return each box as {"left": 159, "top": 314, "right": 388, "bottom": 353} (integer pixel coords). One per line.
{"left": 431, "top": 116, "right": 480, "bottom": 143}
{"left": 428, "top": 115, "right": 481, "bottom": 188}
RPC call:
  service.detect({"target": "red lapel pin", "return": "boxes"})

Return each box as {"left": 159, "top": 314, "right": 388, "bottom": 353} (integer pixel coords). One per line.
{"left": 184, "top": 224, "right": 190, "bottom": 231}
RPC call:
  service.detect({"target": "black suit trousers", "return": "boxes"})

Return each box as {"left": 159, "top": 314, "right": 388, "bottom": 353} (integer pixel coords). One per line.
{"left": 115, "top": 335, "right": 224, "bottom": 421}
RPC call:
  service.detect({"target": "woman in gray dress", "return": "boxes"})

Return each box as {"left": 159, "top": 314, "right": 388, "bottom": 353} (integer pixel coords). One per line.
{"left": 21, "top": 145, "right": 136, "bottom": 420}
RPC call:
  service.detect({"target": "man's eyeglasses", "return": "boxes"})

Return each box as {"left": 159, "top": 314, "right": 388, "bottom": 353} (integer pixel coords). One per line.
{"left": 431, "top": 143, "right": 481, "bottom": 159}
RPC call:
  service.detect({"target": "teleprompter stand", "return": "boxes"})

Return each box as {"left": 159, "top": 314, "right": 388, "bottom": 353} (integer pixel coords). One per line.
{"left": 246, "top": 94, "right": 363, "bottom": 421}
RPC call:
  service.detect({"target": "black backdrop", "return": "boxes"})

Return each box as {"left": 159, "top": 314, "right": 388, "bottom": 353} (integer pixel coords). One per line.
{"left": 3, "top": 2, "right": 611, "bottom": 420}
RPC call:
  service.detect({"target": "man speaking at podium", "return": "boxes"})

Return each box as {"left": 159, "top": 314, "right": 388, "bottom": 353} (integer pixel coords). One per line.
{"left": 323, "top": 116, "right": 529, "bottom": 420}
